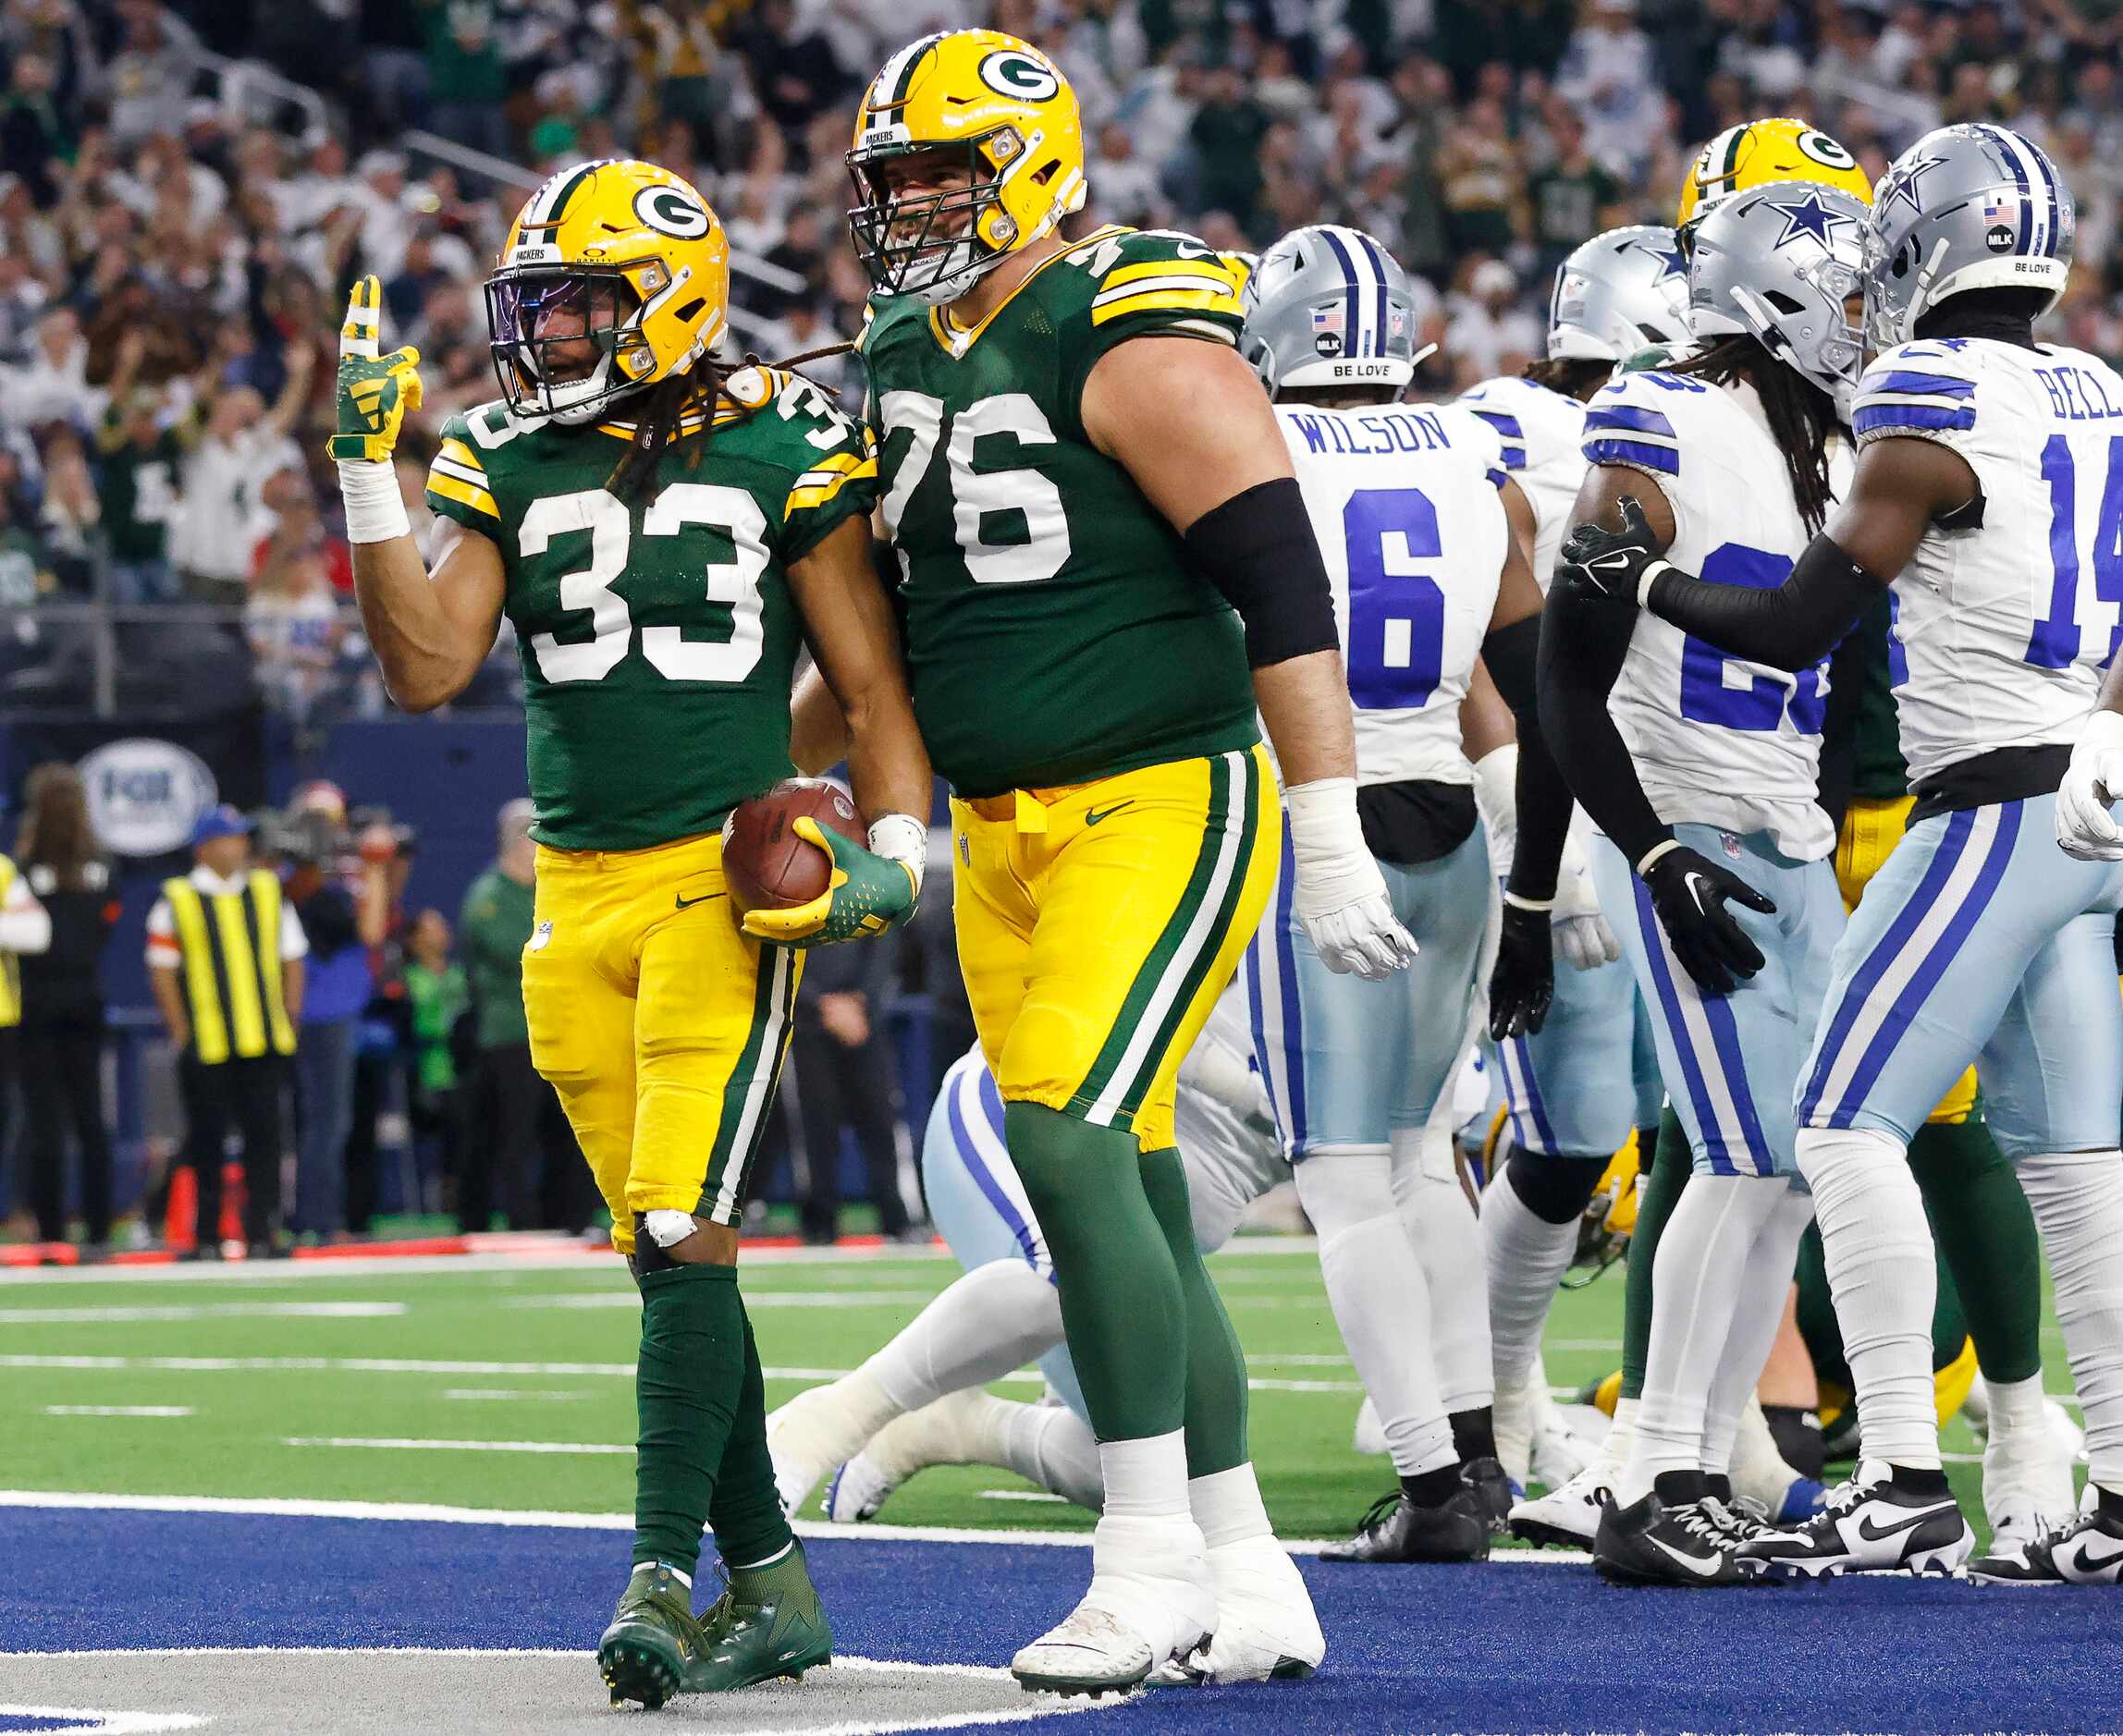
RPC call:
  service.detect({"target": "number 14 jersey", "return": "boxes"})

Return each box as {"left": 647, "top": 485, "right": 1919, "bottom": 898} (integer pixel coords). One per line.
{"left": 859, "top": 226, "right": 1259, "bottom": 800}
{"left": 1586, "top": 369, "right": 1834, "bottom": 862}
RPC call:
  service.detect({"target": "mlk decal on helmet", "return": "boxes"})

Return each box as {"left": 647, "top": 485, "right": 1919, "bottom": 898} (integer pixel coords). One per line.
{"left": 847, "top": 30, "right": 1086, "bottom": 304}
{"left": 485, "top": 157, "right": 730, "bottom": 422}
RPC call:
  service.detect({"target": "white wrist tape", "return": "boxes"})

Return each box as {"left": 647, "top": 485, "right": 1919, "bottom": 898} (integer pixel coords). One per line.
{"left": 2080, "top": 708, "right": 2123, "bottom": 758}
{"left": 644, "top": 1209, "right": 698, "bottom": 1249}
{"left": 1470, "top": 743, "right": 1518, "bottom": 871}
{"left": 1284, "top": 776, "right": 1381, "bottom": 913}
{"left": 337, "top": 458, "right": 411, "bottom": 544}
{"left": 1634, "top": 837, "right": 1684, "bottom": 877}
{"left": 1638, "top": 557, "right": 1675, "bottom": 610}
{"left": 867, "top": 812, "right": 928, "bottom": 894}
{"left": 1501, "top": 889, "right": 1553, "bottom": 913}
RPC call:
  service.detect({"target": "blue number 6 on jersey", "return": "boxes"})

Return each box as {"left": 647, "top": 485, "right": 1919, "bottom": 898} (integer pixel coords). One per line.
{"left": 1343, "top": 486, "right": 1445, "bottom": 711}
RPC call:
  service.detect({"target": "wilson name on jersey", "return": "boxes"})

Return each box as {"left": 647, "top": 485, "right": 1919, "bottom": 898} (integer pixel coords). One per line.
{"left": 1458, "top": 374, "right": 1589, "bottom": 588}
{"left": 424, "top": 368, "right": 877, "bottom": 852}
{"left": 1584, "top": 370, "right": 1833, "bottom": 861}
{"left": 859, "top": 226, "right": 1259, "bottom": 799}
{"left": 1852, "top": 338, "right": 2123, "bottom": 789}
{"left": 1275, "top": 400, "right": 1508, "bottom": 788}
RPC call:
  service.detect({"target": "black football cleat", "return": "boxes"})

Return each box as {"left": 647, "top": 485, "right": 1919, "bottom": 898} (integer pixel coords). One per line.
{"left": 1319, "top": 1486, "right": 1491, "bottom": 1563}
{"left": 1736, "top": 1463, "right": 1972, "bottom": 1580}
{"left": 1461, "top": 1455, "right": 1516, "bottom": 1535}
{"left": 1971, "top": 1499, "right": 2123, "bottom": 1585}
{"left": 1592, "top": 1474, "right": 1747, "bottom": 1587}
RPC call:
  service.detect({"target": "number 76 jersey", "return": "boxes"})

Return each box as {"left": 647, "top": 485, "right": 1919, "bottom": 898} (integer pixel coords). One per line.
{"left": 1851, "top": 337, "right": 2123, "bottom": 789}
{"left": 1274, "top": 400, "right": 1511, "bottom": 788}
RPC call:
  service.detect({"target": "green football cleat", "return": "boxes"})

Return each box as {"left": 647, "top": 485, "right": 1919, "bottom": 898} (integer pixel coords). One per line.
{"left": 690, "top": 1543, "right": 834, "bottom": 1692}
{"left": 598, "top": 1562, "right": 708, "bottom": 1710}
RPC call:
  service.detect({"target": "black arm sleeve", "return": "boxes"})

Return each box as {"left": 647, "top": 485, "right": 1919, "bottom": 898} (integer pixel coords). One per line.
{"left": 1644, "top": 532, "right": 1888, "bottom": 673}
{"left": 1181, "top": 476, "right": 1342, "bottom": 669}
{"left": 1482, "top": 612, "right": 1572, "bottom": 905}
{"left": 1537, "top": 586, "right": 1673, "bottom": 871}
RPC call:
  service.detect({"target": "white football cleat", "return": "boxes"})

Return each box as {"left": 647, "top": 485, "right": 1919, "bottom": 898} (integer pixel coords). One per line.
{"left": 1012, "top": 1513, "right": 1213, "bottom": 1697}
{"left": 766, "top": 1380, "right": 877, "bottom": 1517}
{"left": 1510, "top": 1400, "right": 1631, "bottom": 1547}
{"left": 1983, "top": 1399, "right": 2080, "bottom": 1548}
{"left": 820, "top": 1388, "right": 1000, "bottom": 1522}
{"left": 1527, "top": 1378, "right": 1596, "bottom": 1489}
{"left": 1350, "top": 1396, "right": 1387, "bottom": 1457}
{"left": 1147, "top": 1534, "right": 1323, "bottom": 1686}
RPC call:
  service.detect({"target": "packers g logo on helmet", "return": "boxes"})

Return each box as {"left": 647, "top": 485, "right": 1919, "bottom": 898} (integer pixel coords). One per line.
{"left": 1677, "top": 117, "right": 1872, "bottom": 246}
{"left": 485, "top": 158, "right": 730, "bottom": 425}
{"left": 848, "top": 30, "right": 1086, "bottom": 305}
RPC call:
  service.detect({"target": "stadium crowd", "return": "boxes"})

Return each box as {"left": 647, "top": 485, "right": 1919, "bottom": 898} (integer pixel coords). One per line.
{"left": 6, "top": 0, "right": 2123, "bottom": 702}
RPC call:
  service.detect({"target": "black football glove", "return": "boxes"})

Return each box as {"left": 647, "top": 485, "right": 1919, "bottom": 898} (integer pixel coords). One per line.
{"left": 1639, "top": 844, "right": 1777, "bottom": 996}
{"left": 1488, "top": 898, "right": 1554, "bottom": 1040}
{"left": 1557, "top": 495, "right": 1666, "bottom": 609}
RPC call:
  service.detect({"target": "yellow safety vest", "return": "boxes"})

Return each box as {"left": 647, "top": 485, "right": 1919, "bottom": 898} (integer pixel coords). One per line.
{"left": 165, "top": 870, "right": 297, "bottom": 1064}
{"left": 0, "top": 855, "right": 19, "bottom": 1028}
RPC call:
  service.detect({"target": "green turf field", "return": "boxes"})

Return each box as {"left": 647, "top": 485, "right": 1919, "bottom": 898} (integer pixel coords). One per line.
{"left": 0, "top": 1241, "right": 2050, "bottom": 1541}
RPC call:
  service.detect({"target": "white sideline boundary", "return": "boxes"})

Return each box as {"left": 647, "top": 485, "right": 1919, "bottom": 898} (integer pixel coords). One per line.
{"left": 0, "top": 1486, "right": 1594, "bottom": 1563}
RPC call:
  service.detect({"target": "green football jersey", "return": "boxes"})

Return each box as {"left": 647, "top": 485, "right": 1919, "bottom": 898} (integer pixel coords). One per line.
{"left": 860, "top": 225, "right": 1260, "bottom": 799}
{"left": 425, "top": 368, "right": 877, "bottom": 851}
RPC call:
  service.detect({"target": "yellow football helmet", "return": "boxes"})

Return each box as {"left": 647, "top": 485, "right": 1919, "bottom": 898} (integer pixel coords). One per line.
{"left": 1677, "top": 118, "right": 1872, "bottom": 247}
{"left": 485, "top": 157, "right": 730, "bottom": 423}
{"left": 848, "top": 30, "right": 1086, "bottom": 304}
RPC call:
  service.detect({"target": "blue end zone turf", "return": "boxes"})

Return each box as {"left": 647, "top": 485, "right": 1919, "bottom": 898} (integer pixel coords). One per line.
{"left": 2, "top": 1507, "right": 2108, "bottom": 1733}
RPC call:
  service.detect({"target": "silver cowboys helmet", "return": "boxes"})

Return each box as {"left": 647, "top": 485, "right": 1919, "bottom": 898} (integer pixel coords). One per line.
{"left": 1548, "top": 226, "right": 1692, "bottom": 361}
{"left": 1688, "top": 179, "right": 1870, "bottom": 418}
{"left": 1865, "top": 123, "right": 2074, "bottom": 349}
{"left": 1240, "top": 224, "right": 1426, "bottom": 396}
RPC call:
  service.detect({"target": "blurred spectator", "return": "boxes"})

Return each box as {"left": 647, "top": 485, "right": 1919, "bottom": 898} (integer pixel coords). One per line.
{"left": 106, "top": 2, "right": 201, "bottom": 147}
{"left": 4, "top": 307, "right": 99, "bottom": 434}
{"left": 401, "top": 906, "right": 467, "bottom": 1216}
{"left": 421, "top": 0, "right": 510, "bottom": 162}
{"left": 1190, "top": 65, "right": 1272, "bottom": 238}
{"left": 246, "top": 549, "right": 344, "bottom": 739}
{"left": 1528, "top": 102, "right": 1625, "bottom": 276}
{"left": 92, "top": 328, "right": 191, "bottom": 604}
{"left": 791, "top": 919, "right": 916, "bottom": 1247}
{"left": 1, "top": 52, "right": 66, "bottom": 205}
{"left": 737, "top": 0, "right": 851, "bottom": 150}
{"left": 15, "top": 762, "right": 116, "bottom": 1255}
{"left": 173, "top": 347, "right": 313, "bottom": 602}
{"left": 1446, "top": 257, "right": 1543, "bottom": 386}
{"left": 145, "top": 805, "right": 304, "bottom": 1260}
{"left": 0, "top": 802, "right": 52, "bottom": 1242}
{"left": 341, "top": 805, "right": 415, "bottom": 1230}
{"left": 35, "top": 425, "right": 99, "bottom": 593}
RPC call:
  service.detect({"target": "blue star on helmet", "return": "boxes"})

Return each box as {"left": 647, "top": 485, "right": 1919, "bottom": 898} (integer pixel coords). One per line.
{"left": 1765, "top": 190, "right": 1857, "bottom": 251}
{"left": 1881, "top": 152, "right": 1945, "bottom": 219}
{"left": 1639, "top": 239, "right": 1687, "bottom": 284}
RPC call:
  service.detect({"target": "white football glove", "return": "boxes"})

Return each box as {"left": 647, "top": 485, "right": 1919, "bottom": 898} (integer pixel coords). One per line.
{"left": 1552, "top": 830, "right": 1621, "bottom": 972}
{"left": 2056, "top": 709, "right": 2123, "bottom": 861}
{"left": 1285, "top": 777, "right": 1417, "bottom": 980}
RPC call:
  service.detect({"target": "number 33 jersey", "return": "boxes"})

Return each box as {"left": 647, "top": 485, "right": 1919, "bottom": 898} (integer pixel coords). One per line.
{"left": 1274, "top": 400, "right": 1510, "bottom": 788}
{"left": 424, "top": 368, "right": 878, "bottom": 852}
{"left": 859, "top": 226, "right": 1260, "bottom": 800}
{"left": 1585, "top": 370, "right": 1835, "bottom": 862}
{"left": 1851, "top": 338, "right": 2123, "bottom": 790}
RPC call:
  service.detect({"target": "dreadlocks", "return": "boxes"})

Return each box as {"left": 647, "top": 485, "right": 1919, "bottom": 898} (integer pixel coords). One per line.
{"left": 1665, "top": 335, "right": 1837, "bottom": 533}
{"left": 1520, "top": 356, "right": 1614, "bottom": 403}
{"left": 606, "top": 361, "right": 726, "bottom": 503}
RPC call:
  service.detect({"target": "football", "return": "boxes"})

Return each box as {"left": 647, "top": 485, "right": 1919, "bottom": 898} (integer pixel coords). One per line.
{"left": 721, "top": 778, "right": 864, "bottom": 913}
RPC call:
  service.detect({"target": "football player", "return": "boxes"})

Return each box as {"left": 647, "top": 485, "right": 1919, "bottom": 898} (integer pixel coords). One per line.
{"left": 1234, "top": 224, "right": 1575, "bottom": 1560}
{"left": 1565, "top": 124, "right": 2123, "bottom": 1583}
{"left": 847, "top": 31, "right": 1406, "bottom": 1691}
{"left": 1456, "top": 226, "right": 1687, "bottom": 1503}
{"left": 331, "top": 159, "right": 933, "bottom": 1705}
{"left": 1528, "top": 180, "right": 1872, "bottom": 1583}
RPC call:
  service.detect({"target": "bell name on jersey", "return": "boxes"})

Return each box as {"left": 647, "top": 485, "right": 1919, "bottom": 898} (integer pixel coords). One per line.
{"left": 1273, "top": 398, "right": 1509, "bottom": 789}
{"left": 1457, "top": 374, "right": 1589, "bottom": 588}
{"left": 859, "top": 225, "right": 1259, "bottom": 800}
{"left": 1850, "top": 337, "right": 2123, "bottom": 789}
{"left": 423, "top": 367, "right": 877, "bottom": 852}
{"left": 1583, "top": 368, "right": 1834, "bottom": 862}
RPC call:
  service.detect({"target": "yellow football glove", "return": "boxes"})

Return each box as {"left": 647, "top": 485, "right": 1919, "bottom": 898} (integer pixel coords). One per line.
{"left": 740, "top": 816, "right": 920, "bottom": 947}
{"left": 327, "top": 275, "right": 423, "bottom": 463}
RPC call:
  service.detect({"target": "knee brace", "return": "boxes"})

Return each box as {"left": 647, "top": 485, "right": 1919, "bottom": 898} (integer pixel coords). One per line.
{"left": 1503, "top": 1149, "right": 1613, "bottom": 1226}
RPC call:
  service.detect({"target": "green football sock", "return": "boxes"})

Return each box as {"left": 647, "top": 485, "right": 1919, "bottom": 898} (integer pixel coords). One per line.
{"left": 1619, "top": 1106, "right": 1688, "bottom": 1403}
{"left": 706, "top": 1298, "right": 794, "bottom": 1572}
{"left": 632, "top": 1261, "right": 746, "bottom": 1577}
{"left": 1908, "top": 1115, "right": 2043, "bottom": 1385}
{"left": 1141, "top": 1145, "right": 1247, "bottom": 1476}
{"left": 1006, "top": 1102, "right": 1185, "bottom": 1444}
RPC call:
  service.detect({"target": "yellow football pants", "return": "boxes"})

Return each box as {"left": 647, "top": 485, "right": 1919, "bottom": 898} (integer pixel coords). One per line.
{"left": 952, "top": 745, "right": 1278, "bottom": 1155}
{"left": 1835, "top": 795, "right": 1978, "bottom": 1125}
{"left": 522, "top": 829, "right": 800, "bottom": 1253}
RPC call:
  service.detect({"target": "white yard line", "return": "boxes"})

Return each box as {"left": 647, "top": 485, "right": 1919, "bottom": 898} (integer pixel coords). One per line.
{"left": 0, "top": 1302, "right": 406, "bottom": 1323}
{"left": 977, "top": 1490, "right": 1069, "bottom": 1504}
{"left": 285, "top": 1436, "right": 632, "bottom": 1456}
{"left": 42, "top": 1405, "right": 194, "bottom": 1418}
{"left": 440, "top": 1389, "right": 591, "bottom": 1402}
{"left": 0, "top": 1485, "right": 1591, "bottom": 1561}
{"left": 503, "top": 1291, "right": 939, "bottom": 1311}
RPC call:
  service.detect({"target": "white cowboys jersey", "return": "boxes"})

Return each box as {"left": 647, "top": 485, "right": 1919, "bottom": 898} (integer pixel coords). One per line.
{"left": 1850, "top": 338, "right": 2123, "bottom": 787}
{"left": 1582, "top": 369, "right": 1834, "bottom": 862}
{"left": 1274, "top": 400, "right": 1510, "bottom": 789}
{"left": 1458, "top": 374, "right": 1588, "bottom": 587}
